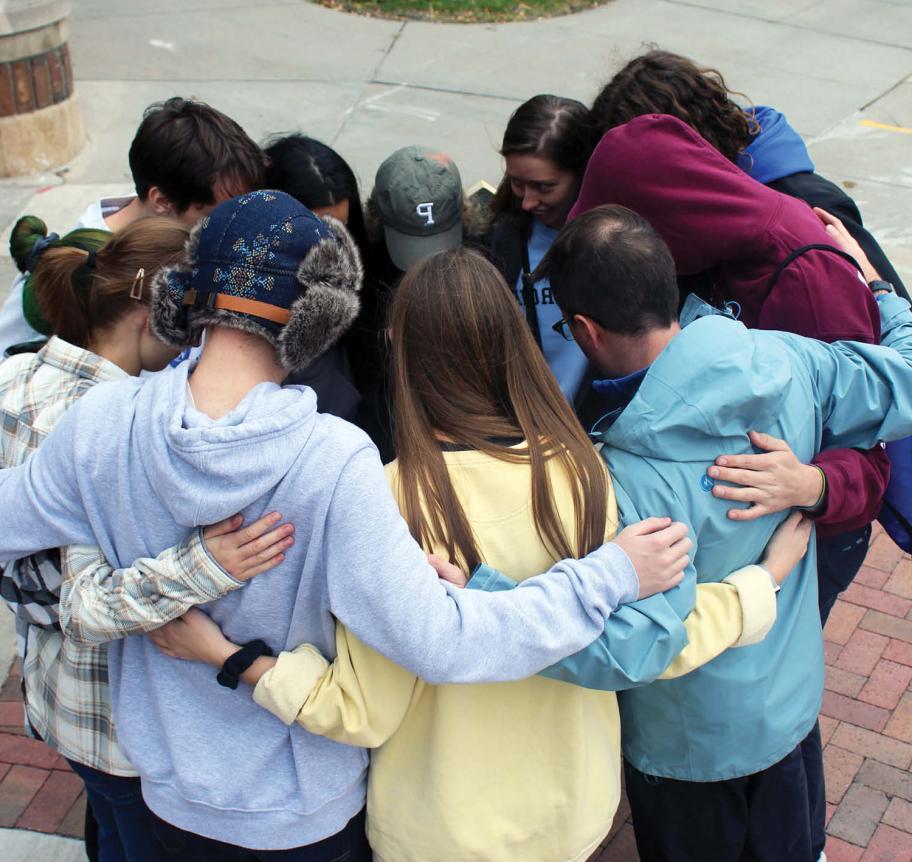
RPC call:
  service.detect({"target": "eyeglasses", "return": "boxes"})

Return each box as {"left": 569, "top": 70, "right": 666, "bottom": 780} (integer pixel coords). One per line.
{"left": 551, "top": 316, "right": 573, "bottom": 342}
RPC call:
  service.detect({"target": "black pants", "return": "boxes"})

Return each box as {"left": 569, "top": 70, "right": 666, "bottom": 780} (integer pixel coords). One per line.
{"left": 149, "top": 808, "right": 372, "bottom": 862}
{"left": 816, "top": 526, "right": 871, "bottom": 625}
{"left": 625, "top": 743, "right": 814, "bottom": 862}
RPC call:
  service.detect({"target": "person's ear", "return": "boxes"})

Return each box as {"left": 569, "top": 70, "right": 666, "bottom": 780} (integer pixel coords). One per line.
{"left": 571, "top": 314, "right": 601, "bottom": 352}
{"left": 147, "top": 187, "right": 175, "bottom": 216}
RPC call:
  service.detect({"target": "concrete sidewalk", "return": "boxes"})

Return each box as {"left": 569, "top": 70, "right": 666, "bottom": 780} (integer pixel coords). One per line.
{"left": 0, "top": 0, "right": 911, "bottom": 859}
{"left": 0, "top": 0, "right": 910, "bottom": 293}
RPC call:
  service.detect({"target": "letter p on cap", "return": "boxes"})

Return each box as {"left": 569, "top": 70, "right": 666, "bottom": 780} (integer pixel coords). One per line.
{"left": 416, "top": 202, "right": 435, "bottom": 226}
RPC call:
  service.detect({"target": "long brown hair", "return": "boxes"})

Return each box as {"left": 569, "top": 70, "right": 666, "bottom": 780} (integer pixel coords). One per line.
{"left": 590, "top": 50, "right": 758, "bottom": 162}
{"left": 28, "top": 217, "right": 190, "bottom": 349}
{"left": 491, "top": 94, "right": 595, "bottom": 218}
{"left": 389, "top": 247, "right": 611, "bottom": 571}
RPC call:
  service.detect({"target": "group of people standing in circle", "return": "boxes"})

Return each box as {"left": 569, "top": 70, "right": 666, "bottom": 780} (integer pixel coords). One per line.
{"left": 0, "top": 47, "right": 910, "bottom": 862}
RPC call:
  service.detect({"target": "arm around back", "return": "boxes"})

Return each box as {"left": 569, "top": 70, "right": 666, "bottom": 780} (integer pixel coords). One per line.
{"left": 60, "top": 533, "right": 244, "bottom": 644}
{"left": 0, "top": 400, "right": 94, "bottom": 559}
{"left": 538, "top": 481, "right": 699, "bottom": 690}
{"left": 768, "top": 173, "right": 907, "bottom": 299}
{"left": 253, "top": 624, "right": 418, "bottom": 749}
{"left": 807, "top": 293, "right": 912, "bottom": 451}
{"left": 811, "top": 445, "right": 890, "bottom": 533}
{"left": 321, "top": 445, "right": 640, "bottom": 685}
{"left": 469, "top": 560, "right": 776, "bottom": 689}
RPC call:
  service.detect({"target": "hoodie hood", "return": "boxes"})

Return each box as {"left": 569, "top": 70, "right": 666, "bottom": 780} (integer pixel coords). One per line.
{"left": 598, "top": 311, "right": 791, "bottom": 463}
{"left": 569, "top": 114, "right": 787, "bottom": 276}
{"left": 739, "top": 106, "right": 815, "bottom": 185}
{"left": 569, "top": 114, "right": 878, "bottom": 342}
{"left": 129, "top": 362, "right": 317, "bottom": 528}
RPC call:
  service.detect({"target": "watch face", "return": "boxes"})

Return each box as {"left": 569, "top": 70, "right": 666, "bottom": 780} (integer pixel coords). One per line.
{"left": 870, "top": 280, "right": 894, "bottom": 294}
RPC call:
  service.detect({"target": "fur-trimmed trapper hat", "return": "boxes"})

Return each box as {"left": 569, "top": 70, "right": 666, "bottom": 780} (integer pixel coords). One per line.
{"left": 151, "top": 189, "right": 362, "bottom": 372}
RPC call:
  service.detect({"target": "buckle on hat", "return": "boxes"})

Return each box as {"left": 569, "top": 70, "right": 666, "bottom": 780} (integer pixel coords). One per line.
{"left": 181, "top": 288, "right": 290, "bottom": 326}
{"left": 182, "top": 288, "right": 218, "bottom": 310}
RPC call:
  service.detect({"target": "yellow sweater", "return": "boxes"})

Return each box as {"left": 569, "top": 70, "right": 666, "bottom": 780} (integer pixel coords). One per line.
{"left": 254, "top": 448, "right": 775, "bottom": 862}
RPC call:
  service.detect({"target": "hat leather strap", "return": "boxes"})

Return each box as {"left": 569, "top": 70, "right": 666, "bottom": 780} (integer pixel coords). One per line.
{"left": 182, "top": 289, "right": 291, "bottom": 326}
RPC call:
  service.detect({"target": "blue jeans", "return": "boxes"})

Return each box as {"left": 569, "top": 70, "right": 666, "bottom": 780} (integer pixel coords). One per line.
{"left": 149, "top": 807, "right": 372, "bottom": 861}
{"left": 66, "top": 759, "right": 168, "bottom": 862}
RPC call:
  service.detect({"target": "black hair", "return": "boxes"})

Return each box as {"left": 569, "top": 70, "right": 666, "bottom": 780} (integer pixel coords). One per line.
{"left": 491, "top": 95, "right": 596, "bottom": 216}
{"left": 263, "top": 133, "right": 369, "bottom": 258}
{"left": 536, "top": 205, "right": 678, "bottom": 335}
{"left": 129, "top": 97, "right": 266, "bottom": 212}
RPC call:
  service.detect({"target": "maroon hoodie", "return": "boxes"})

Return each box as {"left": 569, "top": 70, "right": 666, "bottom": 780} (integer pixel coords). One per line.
{"left": 570, "top": 113, "right": 887, "bottom": 535}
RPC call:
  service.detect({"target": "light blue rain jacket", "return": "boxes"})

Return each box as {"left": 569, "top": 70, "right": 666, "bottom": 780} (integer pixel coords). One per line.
{"left": 472, "top": 293, "right": 912, "bottom": 781}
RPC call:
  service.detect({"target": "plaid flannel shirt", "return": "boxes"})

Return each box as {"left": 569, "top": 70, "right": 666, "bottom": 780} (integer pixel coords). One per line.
{"left": 0, "top": 337, "right": 242, "bottom": 775}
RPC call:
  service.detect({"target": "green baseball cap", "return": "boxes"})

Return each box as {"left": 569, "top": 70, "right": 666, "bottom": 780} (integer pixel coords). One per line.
{"left": 374, "top": 145, "right": 464, "bottom": 271}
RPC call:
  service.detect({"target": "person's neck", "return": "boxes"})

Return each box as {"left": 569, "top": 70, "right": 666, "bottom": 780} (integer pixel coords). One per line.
{"left": 103, "top": 197, "right": 154, "bottom": 231}
{"left": 89, "top": 330, "right": 141, "bottom": 377}
{"left": 600, "top": 322, "right": 681, "bottom": 379}
{"left": 189, "top": 327, "right": 286, "bottom": 419}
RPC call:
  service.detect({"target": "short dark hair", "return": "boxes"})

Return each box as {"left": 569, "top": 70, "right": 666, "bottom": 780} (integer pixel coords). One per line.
{"left": 536, "top": 205, "right": 678, "bottom": 335}
{"left": 129, "top": 97, "right": 266, "bottom": 212}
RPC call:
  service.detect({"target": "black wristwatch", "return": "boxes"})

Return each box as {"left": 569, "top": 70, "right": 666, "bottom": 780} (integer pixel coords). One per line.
{"left": 869, "top": 279, "right": 895, "bottom": 296}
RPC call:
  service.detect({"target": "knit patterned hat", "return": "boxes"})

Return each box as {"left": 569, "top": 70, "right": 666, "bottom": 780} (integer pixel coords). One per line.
{"left": 151, "top": 190, "right": 363, "bottom": 371}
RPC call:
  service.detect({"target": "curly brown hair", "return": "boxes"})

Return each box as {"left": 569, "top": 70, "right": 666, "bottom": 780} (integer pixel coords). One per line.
{"left": 590, "top": 50, "right": 759, "bottom": 163}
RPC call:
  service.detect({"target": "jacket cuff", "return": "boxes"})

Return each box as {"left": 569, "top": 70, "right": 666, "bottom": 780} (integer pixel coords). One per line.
{"left": 722, "top": 565, "right": 777, "bottom": 647}
{"left": 252, "top": 645, "right": 330, "bottom": 725}
{"left": 466, "top": 564, "right": 517, "bottom": 593}
{"left": 183, "top": 528, "right": 246, "bottom": 598}
{"left": 601, "top": 542, "right": 640, "bottom": 605}
{"left": 796, "top": 466, "right": 828, "bottom": 515}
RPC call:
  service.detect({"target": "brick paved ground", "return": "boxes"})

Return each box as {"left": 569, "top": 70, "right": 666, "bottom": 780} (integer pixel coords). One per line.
{"left": 1, "top": 527, "right": 911, "bottom": 860}
{"left": 593, "top": 524, "right": 912, "bottom": 862}
{"left": 0, "top": 662, "right": 86, "bottom": 843}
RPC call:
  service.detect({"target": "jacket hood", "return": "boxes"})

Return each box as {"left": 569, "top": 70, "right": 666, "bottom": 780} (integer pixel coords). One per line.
{"left": 738, "top": 106, "right": 815, "bottom": 185}
{"left": 570, "top": 113, "right": 788, "bottom": 276}
{"left": 128, "top": 362, "right": 317, "bottom": 527}
{"left": 598, "top": 307, "right": 792, "bottom": 463}
{"left": 569, "top": 114, "right": 877, "bottom": 343}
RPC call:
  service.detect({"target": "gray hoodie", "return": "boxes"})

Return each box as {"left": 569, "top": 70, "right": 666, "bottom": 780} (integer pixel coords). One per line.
{"left": 0, "top": 361, "right": 637, "bottom": 849}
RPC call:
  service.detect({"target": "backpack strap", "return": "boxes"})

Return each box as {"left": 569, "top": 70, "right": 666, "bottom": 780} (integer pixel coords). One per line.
{"left": 519, "top": 224, "right": 543, "bottom": 350}
{"left": 764, "top": 243, "right": 863, "bottom": 302}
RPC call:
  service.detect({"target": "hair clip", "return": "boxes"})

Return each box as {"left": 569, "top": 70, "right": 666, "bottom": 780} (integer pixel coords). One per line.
{"left": 130, "top": 268, "right": 145, "bottom": 300}
{"left": 84, "top": 249, "right": 97, "bottom": 271}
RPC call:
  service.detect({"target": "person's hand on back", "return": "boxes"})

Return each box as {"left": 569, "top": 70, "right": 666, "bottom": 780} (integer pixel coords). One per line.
{"left": 428, "top": 554, "right": 468, "bottom": 587}
{"left": 814, "top": 207, "right": 880, "bottom": 283}
{"left": 203, "top": 512, "right": 295, "bottom": 581}
{"left": 150, "top": 608, "right": 235, "bottom": 666}
{"left": 761, "top": 511, "right": 812, "bottom": 586}
{"left": 709, "top": 431, "right": 825, "bottom": 521}
{"left": 614, "top": 517, "right": 691, "bottom": 599}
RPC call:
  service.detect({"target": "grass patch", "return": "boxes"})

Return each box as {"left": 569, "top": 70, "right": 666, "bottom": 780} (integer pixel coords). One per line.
{"left": 313, "top": 0, "right": 608, "bottom": 23}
